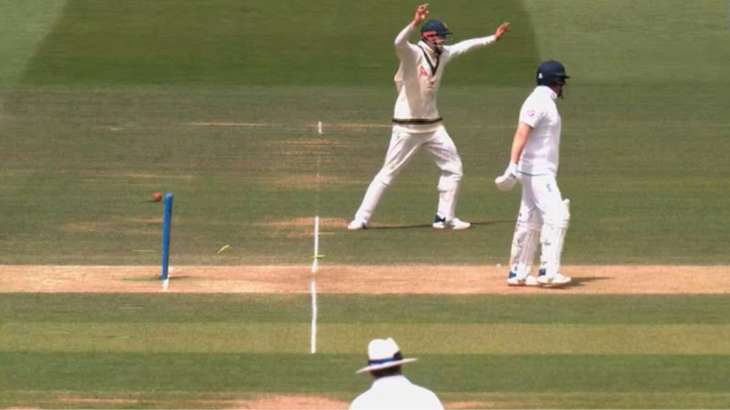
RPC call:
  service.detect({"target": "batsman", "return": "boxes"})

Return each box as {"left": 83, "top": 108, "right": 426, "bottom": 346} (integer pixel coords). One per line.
{"left": 495, "top": 60, "right": 572, "bottom": 287}
{"left": 348, "top": 3, "right": 510, "bottom": 231}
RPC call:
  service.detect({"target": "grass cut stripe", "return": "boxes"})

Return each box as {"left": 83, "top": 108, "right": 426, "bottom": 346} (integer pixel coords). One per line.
{"left": 0, "top": 0, "right": 66, "bottom": 86}
{"left": 20, "top": 0, "right": 538, "bottom": 87}
{"left": 1, "top": 353, "right": 729, "bottom": 394}
{"left": 3, "top": 323, "right": 730, "bottom": 355}
{"left": 3, "top": 294, "right": 730, "bottom": 324}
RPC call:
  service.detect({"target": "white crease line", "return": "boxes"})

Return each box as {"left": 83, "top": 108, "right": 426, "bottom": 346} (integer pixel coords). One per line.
{"left": 189, "top": 122, "right": 275, "bottom": 127}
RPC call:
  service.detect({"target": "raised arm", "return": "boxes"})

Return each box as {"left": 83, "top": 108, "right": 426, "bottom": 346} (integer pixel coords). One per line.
{"left": 447, "top": 22, "right": 510, "bottom": 58}
{"left": 395, "top": 3, "right": 430, "bottom": 55}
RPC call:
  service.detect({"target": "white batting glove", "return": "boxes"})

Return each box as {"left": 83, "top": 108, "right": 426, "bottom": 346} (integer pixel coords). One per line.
{"left": 494, "top": 162, "right": 519, "bottom": 191}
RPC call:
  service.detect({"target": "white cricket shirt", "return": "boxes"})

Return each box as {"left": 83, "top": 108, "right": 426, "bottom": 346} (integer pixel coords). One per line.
{"left": 392, "top": 23, "right": 496, "bottom": 133}
{"left": 518, "top": 85, "right": 562, "bottom": 176}
{"left": 349, "top": 375, "right": 444, "bottom": 410}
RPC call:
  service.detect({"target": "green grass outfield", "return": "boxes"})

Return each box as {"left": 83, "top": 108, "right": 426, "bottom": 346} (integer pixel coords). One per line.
{"left": 2, "top": 294, "right": 730, "bottom": 409}
{"left": 0, "top": 0, "right": 728, "bottom": 265}
{"left": 1, "top": 0, "right": 729, "bottom": 408}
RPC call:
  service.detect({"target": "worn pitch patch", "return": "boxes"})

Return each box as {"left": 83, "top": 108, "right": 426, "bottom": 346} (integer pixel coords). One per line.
{"left": 0, "top": 265, "right": 727, "bottom": 294}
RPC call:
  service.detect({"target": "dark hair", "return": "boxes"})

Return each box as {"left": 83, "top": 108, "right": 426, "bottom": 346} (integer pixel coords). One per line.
{"left": 370, "top": 365, "right": 402, "bottom": 379}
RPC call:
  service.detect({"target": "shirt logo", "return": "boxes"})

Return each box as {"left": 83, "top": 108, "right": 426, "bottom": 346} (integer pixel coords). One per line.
{"left": 419, "top": 66, "right": 429, "bottom": 78}
{"left": 527, "top": 110, "right": 536, "bottom": 117}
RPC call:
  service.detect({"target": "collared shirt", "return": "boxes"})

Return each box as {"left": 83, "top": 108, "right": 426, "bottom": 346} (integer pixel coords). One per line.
{"left": 518, "top": 85, "right": 562, "bottom": 176}
{"left": 349, "top": 375, "right": 444, "bottom": 410}
{"left": 392, "top": 23, "right": 496, "bottom": 133}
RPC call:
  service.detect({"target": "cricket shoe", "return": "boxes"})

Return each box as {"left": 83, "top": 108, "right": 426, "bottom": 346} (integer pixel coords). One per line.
{"left": 347, "top": 219, "right": 367, "bottom": 230}
{"left": 432, "top": 214, "right": 472, "bottom": 230}
{"left": 506, "top": 271, "right": 539, "bottom": 287}
{"left": 537, "top": 269, "right": 572, "bottom": 287}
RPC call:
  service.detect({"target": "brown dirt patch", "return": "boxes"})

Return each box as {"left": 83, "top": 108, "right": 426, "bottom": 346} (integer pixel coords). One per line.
{"left": 221, "top": 394, "right": 347, "bottom": 410}
{"left": 33, "top": 394, "right": 349, "bottom": 410}
{"left": 258, "top": 217, "right": 346, "bottom": 238}
{"left": 0, "top": 264, "right": 727, "bottom": 294}
{"left": 264, "top": 217, "right": 347, "bottom": 228}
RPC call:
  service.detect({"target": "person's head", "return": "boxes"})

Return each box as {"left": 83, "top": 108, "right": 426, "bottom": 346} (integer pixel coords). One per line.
{"left": 356, "top": 338, "right": 418, "bottom": 379}
{"left": 420, "top": 20, "right": 451, "bottom": 54}
{"left": 536, "top": 60, "right": 570, "bottom": 97}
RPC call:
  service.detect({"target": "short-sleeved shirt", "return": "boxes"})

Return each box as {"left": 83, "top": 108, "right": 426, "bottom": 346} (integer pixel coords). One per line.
{"left": 518, "top": 85, "right": 562, "bottom": 176}
{"left": 349, "top": 375, "right": 444, "bottom": 410}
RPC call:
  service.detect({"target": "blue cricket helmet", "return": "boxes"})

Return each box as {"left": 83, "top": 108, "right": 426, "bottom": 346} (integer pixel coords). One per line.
{"left": 420, "top": 19, "right": 452, "bottom": 38}
{"left": 536, "top": 60, "right": 570, "bottom": 86}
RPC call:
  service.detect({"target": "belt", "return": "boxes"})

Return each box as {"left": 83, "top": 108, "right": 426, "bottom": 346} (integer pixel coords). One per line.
{"left": 392, "top": 117, "right": 443, "bottom": 125}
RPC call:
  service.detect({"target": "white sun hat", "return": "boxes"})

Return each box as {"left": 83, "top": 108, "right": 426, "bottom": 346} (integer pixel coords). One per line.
{"left": 356, "top": 337, "right": 418, "bottom": 374}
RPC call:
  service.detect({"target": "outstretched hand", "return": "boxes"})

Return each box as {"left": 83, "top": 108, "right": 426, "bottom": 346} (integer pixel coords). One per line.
{"left": 495, "top": 22, "right": 511, "bottom": 40}
{"left": 413, "top": 3, "right": 430, "bottom": 25}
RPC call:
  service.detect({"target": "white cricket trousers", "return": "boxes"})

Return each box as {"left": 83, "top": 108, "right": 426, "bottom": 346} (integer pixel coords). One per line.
{"left": 354, "top": 125, "right": 463, "bottom": 224}
{"left": 510, "top": 174, "right": 570, "bottom": 277}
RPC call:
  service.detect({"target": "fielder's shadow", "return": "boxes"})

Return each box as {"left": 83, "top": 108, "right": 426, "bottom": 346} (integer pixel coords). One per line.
{"left": 366, "top": 219, "right": 513, "bottom": 230}
{"left": 563, "top": 276, "right": 610, "bottom": 288}
{"left": 470, "top": 220, "right": 514, "bottom": 227}
{"left": 573, "top": 276, "right": 611, "bottom": 287}
{"left": 519, "top": 276, "right": 609, "bottom": 290}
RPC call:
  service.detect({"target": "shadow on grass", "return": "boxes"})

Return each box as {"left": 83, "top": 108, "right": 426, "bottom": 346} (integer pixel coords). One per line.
{"left": 365, "top": 219, "right": 513, "bottom": 230}
{"left": 516, "top": 276, "right": 611, "bottom": 290}
{"left": 568, "top": 276, "right": 611, "bottom": 288}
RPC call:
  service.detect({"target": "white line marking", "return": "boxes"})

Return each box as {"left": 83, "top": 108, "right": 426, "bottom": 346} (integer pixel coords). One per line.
{"left": 189, "top": 122, "right": 274, "bottom": 127}
{"left": 188, "top": 121, "right": 391, "bottom": 130}
{"left": 309, "top": 278, "right": 318, "bottom": 354}
{"left": 309, "top": 121, "right": 323, "bottom": 354}
{"left": 321, "top": 122, "right": 390, "bottom": 129}
{"left": 311, "top": 216, "right": 320, "bottom": 274}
